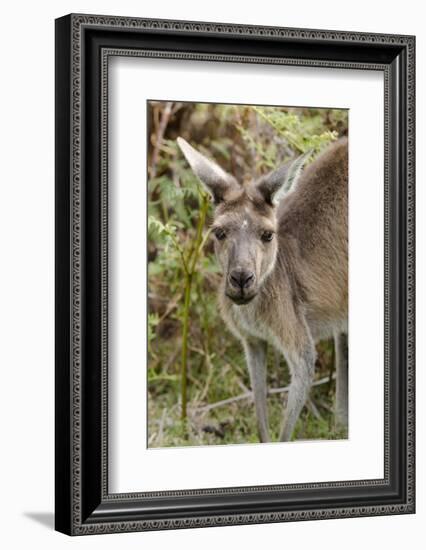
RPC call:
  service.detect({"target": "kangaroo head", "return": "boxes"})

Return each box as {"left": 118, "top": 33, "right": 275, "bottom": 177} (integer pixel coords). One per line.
{"left": 177, "top": 137, "right": 310, "bottom": 305}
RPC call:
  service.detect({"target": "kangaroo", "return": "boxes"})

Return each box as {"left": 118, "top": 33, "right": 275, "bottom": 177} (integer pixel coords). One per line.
{"left": 177, "top": 136, "right": 348, "bottom": 442}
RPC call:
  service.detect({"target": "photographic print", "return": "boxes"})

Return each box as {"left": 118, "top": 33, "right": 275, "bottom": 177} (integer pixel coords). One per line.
{"left": 147, "top": 101, "right": 348, "bottom": 448}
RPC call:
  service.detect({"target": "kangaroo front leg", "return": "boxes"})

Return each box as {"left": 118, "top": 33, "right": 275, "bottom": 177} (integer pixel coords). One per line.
{"left": 279, "top": 338, "right": 316, "bottom": 442}
{"left": 334, "top": 332, "right": 348, "bottom": 430}
{"left": 243, "top": 339, "right": 270, "bottom": 443}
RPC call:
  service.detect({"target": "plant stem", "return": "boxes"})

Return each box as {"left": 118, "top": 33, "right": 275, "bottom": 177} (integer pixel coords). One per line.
{"left": 180, "top": 271, "right": 192, "bottom": 421}
{"left": 190, "top": 195, "right": 209, "bottom": 272}
{"left": 180, "top": 192, "right": 210, "bottom": 421}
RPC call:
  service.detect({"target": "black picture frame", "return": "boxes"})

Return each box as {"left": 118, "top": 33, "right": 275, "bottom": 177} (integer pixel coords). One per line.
{"left": 55, "top": 13, "right": 415, "bottom": 536}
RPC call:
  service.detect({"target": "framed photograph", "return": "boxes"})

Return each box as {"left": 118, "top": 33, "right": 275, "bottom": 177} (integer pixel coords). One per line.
{"left": 55, "top": 14, "right": 415, "bottom": 535}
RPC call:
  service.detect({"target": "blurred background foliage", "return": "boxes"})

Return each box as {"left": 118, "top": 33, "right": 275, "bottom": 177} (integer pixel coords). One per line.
{"left": 147, "top": 101, "right": 348, "bottom": 447}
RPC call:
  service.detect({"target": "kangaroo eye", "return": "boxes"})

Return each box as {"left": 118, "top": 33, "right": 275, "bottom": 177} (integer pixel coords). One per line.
{"left": 261, "top": 230, "right": 274, "bottom": 242}
{"left": 214, "top": 228, "right": 227, "bottom": 241}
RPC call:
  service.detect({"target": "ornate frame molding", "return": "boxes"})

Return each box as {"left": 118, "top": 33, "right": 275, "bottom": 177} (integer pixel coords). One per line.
{"left": 55, "top": 13, "right": 415, "bottom": 535}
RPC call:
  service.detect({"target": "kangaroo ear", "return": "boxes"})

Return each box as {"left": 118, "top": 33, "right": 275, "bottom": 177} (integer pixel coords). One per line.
{"left": 177, "top": 137, "right": 239, "bottom": 204}
{"left": 256, "top": 150, "right": 312, "bottom": 206}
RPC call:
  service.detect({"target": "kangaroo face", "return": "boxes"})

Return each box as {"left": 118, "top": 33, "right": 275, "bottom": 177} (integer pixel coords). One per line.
{"left": 212, "top": 195, "right": 278, "bottom": 305}
{"left": 176, "top": 137, "right": 310, "bottom": 306}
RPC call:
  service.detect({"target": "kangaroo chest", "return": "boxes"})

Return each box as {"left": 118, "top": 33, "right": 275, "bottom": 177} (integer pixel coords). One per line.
{"left": 230, "top": 301, "right": 277, "bottom": 345}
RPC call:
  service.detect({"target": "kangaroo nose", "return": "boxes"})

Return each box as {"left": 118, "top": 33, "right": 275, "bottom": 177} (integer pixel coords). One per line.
{"left": 229, "top": 270, "right": 255, "bottom": 289}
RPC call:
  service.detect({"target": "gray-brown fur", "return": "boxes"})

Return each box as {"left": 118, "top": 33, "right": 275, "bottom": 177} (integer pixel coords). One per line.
{"left": 177, "top": 136, "right": 348, "bottom": 442}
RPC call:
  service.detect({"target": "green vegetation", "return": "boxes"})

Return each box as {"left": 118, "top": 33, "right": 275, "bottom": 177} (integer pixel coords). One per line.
{"left": 147, "top": 102, "right": 348, "bottom": 447}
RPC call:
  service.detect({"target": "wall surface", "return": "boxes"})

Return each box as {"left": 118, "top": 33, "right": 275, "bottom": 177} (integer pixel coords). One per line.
{"left": 0, "top": 0, "right": 423, "bottom": 548}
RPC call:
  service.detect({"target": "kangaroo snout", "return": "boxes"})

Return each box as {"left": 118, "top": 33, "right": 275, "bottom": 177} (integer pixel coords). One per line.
{"left": 229, "top": 269, "right": 255, "bottom": 289}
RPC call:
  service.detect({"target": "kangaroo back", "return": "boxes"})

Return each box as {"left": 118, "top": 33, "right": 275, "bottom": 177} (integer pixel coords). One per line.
{"left": 278, "top": 138, "right": 348, "bottom": 330}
